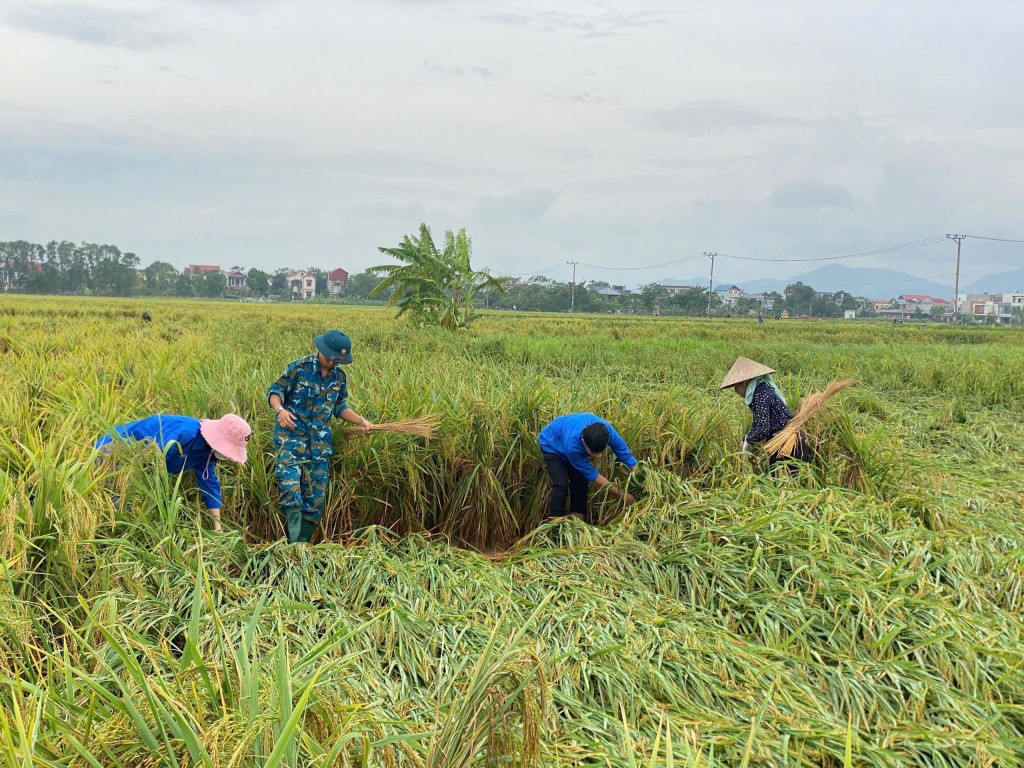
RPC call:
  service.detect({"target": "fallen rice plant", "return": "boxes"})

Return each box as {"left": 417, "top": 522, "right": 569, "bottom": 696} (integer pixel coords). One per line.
{"left": 1, "top": 294, "right": 1023, "bottom": 766}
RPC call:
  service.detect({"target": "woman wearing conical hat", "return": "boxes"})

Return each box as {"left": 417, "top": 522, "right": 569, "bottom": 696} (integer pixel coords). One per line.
{"left": 720, "top": 357, "right": 806, "bottom": 473}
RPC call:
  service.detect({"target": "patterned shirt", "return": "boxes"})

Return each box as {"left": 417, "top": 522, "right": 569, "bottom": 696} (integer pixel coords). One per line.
{"left": 94, "top": 414, "right": 222, "bottom": 509}
{"left": 267, "top": 354, "right": 349, "bottom": 438}
{"left": 745, "top": 381, "right": 793, "bottom": 444}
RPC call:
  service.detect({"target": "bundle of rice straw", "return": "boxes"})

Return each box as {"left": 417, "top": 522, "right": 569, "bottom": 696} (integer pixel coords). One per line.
{"left": 341, "top": 415, "right": 439, "bottom": 439}
{"left": 763, "top": 379, "right": 855, "bottom": 457}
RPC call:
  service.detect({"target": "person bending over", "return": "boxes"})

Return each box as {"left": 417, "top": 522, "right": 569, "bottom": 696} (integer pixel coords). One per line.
{"left": 95, "top": 413, "right": 251, "bottom": 531}
{"left": 538, "top": 413, "right": 637, "bottom": 523}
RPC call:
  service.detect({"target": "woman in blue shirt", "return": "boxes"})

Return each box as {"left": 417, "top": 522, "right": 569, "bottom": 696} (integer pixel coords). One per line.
{"left": 538, "top": 413, "right": 637, "bottom": 523}
{"left": 95, "top": 413, "right": 252, "bottom": 530}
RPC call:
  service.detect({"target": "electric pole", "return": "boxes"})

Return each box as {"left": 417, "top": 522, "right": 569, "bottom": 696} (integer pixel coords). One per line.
{"left": 703, "top": 252, "right": 718, "bottom": 316}
{"left": 567, "top": 260, "right": 578, "bottom": 312}
{"left": 945, "top": 234, "right": 966, "bottom": 319}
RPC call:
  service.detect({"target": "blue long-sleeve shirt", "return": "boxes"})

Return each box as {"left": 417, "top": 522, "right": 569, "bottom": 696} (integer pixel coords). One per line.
{"left": 94, "top": 414, "right": 222, "bottom": 509}
{"left": 538, "top": 413, "right": 637, "bottom": 483}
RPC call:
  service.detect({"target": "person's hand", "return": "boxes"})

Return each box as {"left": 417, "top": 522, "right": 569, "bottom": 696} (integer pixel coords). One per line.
{"left": 276, "top": 408, "right": 296, "bottom": 429}
{"left": 359, "top": 417, "right": 373, "bottom": 434}
{"left": 212, "top": 520, "right": 222, "bottom": 532}
{"left": 624, "top": 492, "right": 637, "bottom": 506}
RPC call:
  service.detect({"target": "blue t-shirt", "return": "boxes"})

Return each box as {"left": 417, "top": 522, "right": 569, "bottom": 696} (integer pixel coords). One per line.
{"left": 95, "top": 414, "right": 222, "bottom": 509}
{"left": 538, "top": 413, "right": 637, "bottom": 483}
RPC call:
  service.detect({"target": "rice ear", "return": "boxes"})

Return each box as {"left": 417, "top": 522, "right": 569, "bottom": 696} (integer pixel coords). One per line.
{"left": 763, "top": 379, "right": 856, "bottom": 456}
{"left": 340, "top": 415, "right": 439, "bottom": 438}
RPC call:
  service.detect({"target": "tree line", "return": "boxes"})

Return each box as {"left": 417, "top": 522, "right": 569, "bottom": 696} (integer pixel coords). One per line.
{"left": 1, "top": 237, "right": 874, "bottom": 319}
{"left": 0, "top": 240, "right": 391, "bottom": 301}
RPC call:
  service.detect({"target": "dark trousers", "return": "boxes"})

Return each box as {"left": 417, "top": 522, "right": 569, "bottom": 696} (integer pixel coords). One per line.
{"left": 768, "top": 434, "right": 808, "bottom": 477}
{"left": 543, "top": 452, "right": 589, "bottom": 520}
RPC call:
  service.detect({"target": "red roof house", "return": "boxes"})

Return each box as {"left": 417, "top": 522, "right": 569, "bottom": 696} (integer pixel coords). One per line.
{"left": 226, "top": 269, "right": 246, "bottom": 291}
{"left": 898, "top": 294, "right": 949, "bottom": 305}
{"left": 327, "top": 268, "right": 349, "bottom": 296}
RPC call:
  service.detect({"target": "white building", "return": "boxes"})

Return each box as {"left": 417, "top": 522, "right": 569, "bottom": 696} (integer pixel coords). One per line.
{"left": 226, "top": 267, "right": 246, "bottom": 292}
{"left": 663, "top": 284, "right": 696, "bottom": 296}
{"left": 745, "top": 292, "right": 776, "bottom": 310}
{"left": 288, "top": 270, "right": 316, "bottom": 299}
{"left": 957, "top": 291, "right": 1024, "bottom": 323}
{"left": 714, "top": 284, "right": 743, "bottom": 307}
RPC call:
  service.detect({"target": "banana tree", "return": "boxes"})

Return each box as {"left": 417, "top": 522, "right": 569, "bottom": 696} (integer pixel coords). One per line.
{"left": 372, "top": 224, "right": 505, "bottom": 330}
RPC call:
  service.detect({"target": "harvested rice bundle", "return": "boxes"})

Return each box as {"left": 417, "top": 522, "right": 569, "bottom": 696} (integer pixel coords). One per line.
{"left": 340, "top": 415, "right": 440, "bottom": 438}
{"left": 764, "top": 378, "right": 855, "bottom": 457}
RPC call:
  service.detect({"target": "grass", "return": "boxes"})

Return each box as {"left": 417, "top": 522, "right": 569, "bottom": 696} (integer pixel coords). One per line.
{"left": 0, "top": 294, "right": 1022, "bottom": 766}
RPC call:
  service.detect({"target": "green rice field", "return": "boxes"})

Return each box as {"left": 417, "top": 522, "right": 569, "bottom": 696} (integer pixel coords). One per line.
{"left": 1, "top": 295, "right": 1023, "bottom": 766}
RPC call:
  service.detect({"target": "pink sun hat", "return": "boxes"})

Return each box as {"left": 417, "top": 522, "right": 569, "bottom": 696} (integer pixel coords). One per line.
{"left": 199, "top": 414, "right": 252, "bottom": 464}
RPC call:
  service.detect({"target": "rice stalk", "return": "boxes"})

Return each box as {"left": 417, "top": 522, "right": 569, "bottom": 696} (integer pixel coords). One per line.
{"left": 764, "top": 378, "right": 856, "bottom": 457}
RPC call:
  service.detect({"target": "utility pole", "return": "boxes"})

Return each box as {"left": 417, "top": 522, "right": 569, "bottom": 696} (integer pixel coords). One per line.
{"left": 945, "top": 234, "right": 966, "bottom": 319}
{"left": 703, "top": 252, "right": 718, "bottom": 316}
{"left": 567, "top": 260, "right": 578, "bottom": 312}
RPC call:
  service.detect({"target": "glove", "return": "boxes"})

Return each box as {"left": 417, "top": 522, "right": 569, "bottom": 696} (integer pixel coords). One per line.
{"left": 741, "top": 438, "right": 751, "bottom": 455}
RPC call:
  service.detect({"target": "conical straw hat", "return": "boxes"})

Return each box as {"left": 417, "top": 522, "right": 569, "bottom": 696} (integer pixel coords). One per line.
{"left": 719, "top": 357, "right": 775, "bottom": 389}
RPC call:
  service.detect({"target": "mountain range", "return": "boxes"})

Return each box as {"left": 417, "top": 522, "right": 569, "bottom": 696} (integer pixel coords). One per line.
{"left": 656, "top": 264, "right": 1023, "bottom": 299}
{"left": 963, "top": 267, "right": 1024, "bottom": 294}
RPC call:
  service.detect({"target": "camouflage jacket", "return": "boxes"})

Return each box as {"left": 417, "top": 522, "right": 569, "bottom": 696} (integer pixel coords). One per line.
{"left": 267, "top": 354, "right": 350, "bottom": 440}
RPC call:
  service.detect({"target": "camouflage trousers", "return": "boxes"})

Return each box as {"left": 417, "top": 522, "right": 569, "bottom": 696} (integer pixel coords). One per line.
{"left": 273, "top": 429, "right": 331, "bottom": 543}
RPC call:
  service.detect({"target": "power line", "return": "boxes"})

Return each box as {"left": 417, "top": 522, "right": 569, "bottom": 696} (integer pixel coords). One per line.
{"left": 489, "top": 232, "right": 1022, "bottom": 281}
{"left": 735, "top": 274, "right": 956, "bottom": 290}
{"left": 497, "top": 262, "right": 571, "bottom": 277}
{"left": 965, "top": 234, "right": 1024, "bottom": 244}
{"left": 758, "top": 273, "right": 956, "bottom": 292}
{"left": 578, "top": 253, "right": 705, "bottom": 271}
{"left": 716, "top": 236, "right": 948, "bottom": 263}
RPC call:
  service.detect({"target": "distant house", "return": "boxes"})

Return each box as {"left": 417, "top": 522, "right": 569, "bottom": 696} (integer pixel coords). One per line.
{"left": 596, "top": 286, "right": 623, "bottom": 299}
{"left": 843, "top": 309, "right": 858, "bottom": 320}
{"left": 746, "top": 292, "right": 776, "bottom": 310}
{"left": 185, "top": 264, "right": 221, "bottom": 275}
{"left": 327, "top": 268, "right": 349, "bottom": 297}
{"left": 662, "top": 284, "right": 696, "bottom": 296}
{"left": 873, "top": 299, "right": 895, "bottom": 311}
{"left": 714, "top": 284, "right": 743, "bottom": 307}
{"left": 958, "top": 291, "right": 1023, "bottom": 324}
{"left": 288, "top": 270, "right": 316, "bottom": 299}
{"left": 226, "top": 267, "right": 246, "bottom": 291}
{"left": 897, "top": 294, "right": 949, "bottom": 312}
{"left": 1, "top": 259, "right": 42, "bottom": 292}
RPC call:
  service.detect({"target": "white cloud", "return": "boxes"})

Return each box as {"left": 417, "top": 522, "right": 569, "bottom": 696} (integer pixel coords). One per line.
{"left": 0, "top": 0, "right": 1021, "bottom": 282}
{"left": 4, "top": 1, "right": 183, "bottom": 48}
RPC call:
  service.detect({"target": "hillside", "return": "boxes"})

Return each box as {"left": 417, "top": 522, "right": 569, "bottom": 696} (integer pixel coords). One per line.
{"left": 964, "top": 266, "right": 1024, "bottom": 293}
{"left": 660, "top": 265, "right": 955, "bottom": 298}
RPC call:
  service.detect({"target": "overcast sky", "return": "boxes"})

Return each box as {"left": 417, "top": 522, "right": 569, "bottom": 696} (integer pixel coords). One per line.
{"left": 1, "top": 0, "right": 1022, "bottom": 286}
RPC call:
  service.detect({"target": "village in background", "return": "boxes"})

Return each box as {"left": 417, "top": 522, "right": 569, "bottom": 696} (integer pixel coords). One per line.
{"left": 1, "top": 239, "right": 1021, "bottom": 324}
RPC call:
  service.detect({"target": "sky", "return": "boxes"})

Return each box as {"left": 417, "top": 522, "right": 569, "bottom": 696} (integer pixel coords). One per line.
{"left": 1, "top": 0, "right": 1023, "bottom": 288}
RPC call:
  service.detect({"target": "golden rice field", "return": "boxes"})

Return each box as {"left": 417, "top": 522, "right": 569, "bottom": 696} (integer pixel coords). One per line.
{"left": 1, "top": 294, "right": 1023, "bottom": 767}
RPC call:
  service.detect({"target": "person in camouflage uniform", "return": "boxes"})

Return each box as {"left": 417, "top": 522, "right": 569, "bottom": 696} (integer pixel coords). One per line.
{"left": 267, "top": 330, "right": 372, "bottom": 543}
